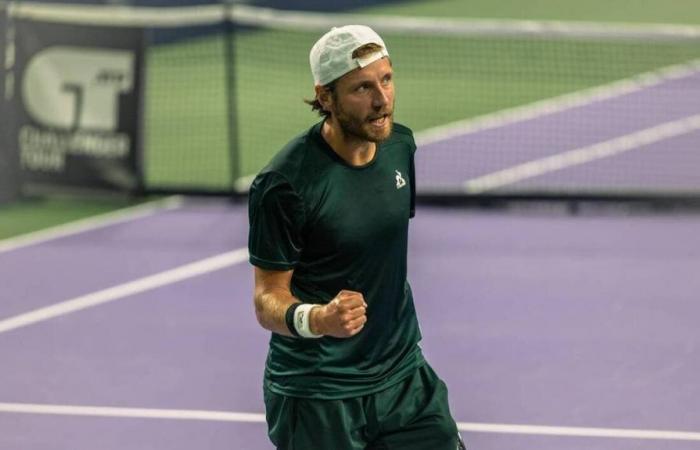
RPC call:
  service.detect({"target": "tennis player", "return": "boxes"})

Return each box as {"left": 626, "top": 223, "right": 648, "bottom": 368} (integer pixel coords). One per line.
{"left": 248, "top": 25, "right": 466, "bottom": 450}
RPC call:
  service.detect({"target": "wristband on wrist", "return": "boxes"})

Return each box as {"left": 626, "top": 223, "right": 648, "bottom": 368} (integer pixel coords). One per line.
{"left": 294, "top": 303, "right": 323, "bottom": 339}
{"left": 285, "top": 303, "right": 302, "bottom": 337}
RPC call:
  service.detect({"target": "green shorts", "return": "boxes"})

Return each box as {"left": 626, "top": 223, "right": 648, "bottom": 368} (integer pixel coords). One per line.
{"left": 264, "top": 363, "right": 465, "bottom": 450}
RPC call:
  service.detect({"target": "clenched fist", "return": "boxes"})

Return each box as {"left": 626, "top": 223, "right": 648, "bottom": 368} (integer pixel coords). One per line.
{"left": 311, "top": 290, "right": 367, "bottom": 338}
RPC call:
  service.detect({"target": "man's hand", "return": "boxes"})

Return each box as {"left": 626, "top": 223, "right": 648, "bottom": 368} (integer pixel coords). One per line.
{"left": 310, "top": 290, "right": 367, "bottom": 338}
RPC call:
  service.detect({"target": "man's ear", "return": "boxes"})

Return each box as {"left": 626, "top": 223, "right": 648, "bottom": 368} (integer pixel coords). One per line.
{"left": 316, "top": 85, "right": 334, "bottom": 113}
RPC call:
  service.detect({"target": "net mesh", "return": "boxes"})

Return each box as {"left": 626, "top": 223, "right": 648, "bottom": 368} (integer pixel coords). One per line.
{"left": 8, "top": 3, "right": 700, "bottom": 197}
{"left": 229, "top": 8, "right": 700, "bottom": 196}
{"left": 145, "top": 25, "right": 231, "bottom": 190}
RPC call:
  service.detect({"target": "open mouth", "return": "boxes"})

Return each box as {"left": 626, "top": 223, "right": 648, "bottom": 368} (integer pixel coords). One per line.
{"left": 369, "top": 114, "right": 390, "bottom": 127}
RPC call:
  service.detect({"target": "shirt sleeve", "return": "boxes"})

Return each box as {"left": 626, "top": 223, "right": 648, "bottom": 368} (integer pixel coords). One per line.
{"left": 409, "top": 139, "right": 417, "bottom": 219}
{"left": 248, "top": 171, "right": 306, "bottom": 270}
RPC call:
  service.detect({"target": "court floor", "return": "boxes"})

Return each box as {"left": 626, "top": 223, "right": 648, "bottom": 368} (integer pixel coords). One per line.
{"left": 1, "top": 198, "right": 699, "bottom": 449}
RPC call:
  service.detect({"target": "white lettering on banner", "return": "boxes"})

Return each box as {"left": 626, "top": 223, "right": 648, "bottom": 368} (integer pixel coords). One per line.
{"left": 19, "top": 125, "right": 131, "bottom": 172}
{"left": 22, "top": 47, "right": 134, "bottom": 130}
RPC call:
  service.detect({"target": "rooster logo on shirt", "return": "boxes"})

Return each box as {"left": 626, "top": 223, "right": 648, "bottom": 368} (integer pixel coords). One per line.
{"left": 395, "top": 170, "right": 406, "bottom": 189}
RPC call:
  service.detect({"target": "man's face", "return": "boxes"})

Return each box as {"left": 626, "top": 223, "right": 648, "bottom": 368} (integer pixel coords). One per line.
{"left": 329, "top": 57, "right": 395, "bottom": 143}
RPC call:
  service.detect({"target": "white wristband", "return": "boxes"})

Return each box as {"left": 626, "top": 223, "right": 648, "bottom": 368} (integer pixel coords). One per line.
{"left": 294, "top": 303, "right": 323, "bottom": 339}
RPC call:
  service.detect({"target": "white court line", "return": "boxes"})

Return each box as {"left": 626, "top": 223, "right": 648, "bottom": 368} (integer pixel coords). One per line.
{"left": 414, "top": 59, "right": 700, "bottom": 148}
{"left": 0, "top": 248, "right": 249, "bottom": 335}
{"left": 0, "top": 196, "right": 184, "bottom": 254}
{"left": 1, "top": 403, "right": 699, "bottom": 441}
{"left": 0, "top": 402, "right": 265, "bottom": 423}
{"left": 457, "top": 422, "right": 700, "bottom": 441}
{"left": 464, "top": 114, "right": 700, "bottom": 193}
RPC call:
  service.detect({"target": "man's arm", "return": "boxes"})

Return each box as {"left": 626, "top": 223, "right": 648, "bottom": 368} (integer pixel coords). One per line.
{"left": 253, "top": 267, "right": 368, "bottom": 338}
{"left": 253, "top": 267, "right": 299, "bottom": 337}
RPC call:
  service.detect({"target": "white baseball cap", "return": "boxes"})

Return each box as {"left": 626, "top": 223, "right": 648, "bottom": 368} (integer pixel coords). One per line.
{"left": 309, "top": 25, "right": 389, "bottom": 86}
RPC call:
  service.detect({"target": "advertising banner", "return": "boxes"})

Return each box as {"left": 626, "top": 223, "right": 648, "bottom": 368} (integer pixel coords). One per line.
{"left": 0, "top": 3, "right": 20, "bottom": 203}
{"left": 11, "top": 17, "right": 144, "bottom": 192}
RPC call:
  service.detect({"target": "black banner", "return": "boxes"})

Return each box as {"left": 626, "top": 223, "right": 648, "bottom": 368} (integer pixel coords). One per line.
{"left": 0, "top": 4, "right": 20, "bottom": 203}
{"left": 11, "top": 18, "right": 144, "bottom": 192}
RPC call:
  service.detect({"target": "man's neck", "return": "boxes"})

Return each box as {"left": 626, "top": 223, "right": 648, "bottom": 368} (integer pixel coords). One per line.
{"left": 321, "top": 119, "right": 376, "bottom": 167}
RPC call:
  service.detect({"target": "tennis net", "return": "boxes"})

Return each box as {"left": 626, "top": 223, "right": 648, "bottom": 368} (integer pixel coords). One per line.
{"left": 7, "top": 3, "right": 700, "bottom": 199}
{"left": 231, "top": 6, "right": 700, "bottom": 199}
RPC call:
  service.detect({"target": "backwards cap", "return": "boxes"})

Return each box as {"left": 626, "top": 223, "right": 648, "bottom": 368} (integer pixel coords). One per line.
{"left": 309, "top": 25, "right": 389, "bottom": 86}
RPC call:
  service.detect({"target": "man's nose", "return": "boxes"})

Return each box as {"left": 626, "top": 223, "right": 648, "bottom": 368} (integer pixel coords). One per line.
{"left": 372, "top": 86, "right": 390, "bottom": 109}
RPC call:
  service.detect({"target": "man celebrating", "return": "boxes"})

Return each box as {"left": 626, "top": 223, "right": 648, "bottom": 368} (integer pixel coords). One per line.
{"left": 248, "top": 25, "right": 465, "bottom": 450}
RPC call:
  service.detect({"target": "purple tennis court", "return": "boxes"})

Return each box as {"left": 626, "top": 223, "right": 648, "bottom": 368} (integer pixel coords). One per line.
{"left": 416, "top": 64, "right": 700, "bottom": 193}
{"left": 1, "top": 198, "right": 699, "bottom": 450}
{"left": 2, "top": 62, "right": 700, "bottom": 449}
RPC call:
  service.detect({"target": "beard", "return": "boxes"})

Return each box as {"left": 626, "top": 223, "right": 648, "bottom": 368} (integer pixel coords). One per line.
{"left": 332, "top": 100, "right": 394, "bottom": 144}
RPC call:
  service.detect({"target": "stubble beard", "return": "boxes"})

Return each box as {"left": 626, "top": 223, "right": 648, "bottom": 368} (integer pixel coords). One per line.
{"left": 333, "top": 101, "right": 394, "bottom": 144}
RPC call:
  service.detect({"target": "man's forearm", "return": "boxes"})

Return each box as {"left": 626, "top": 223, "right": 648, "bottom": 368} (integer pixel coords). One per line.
{"left": 254, "top": 287, "right": 300, "bottom": 336}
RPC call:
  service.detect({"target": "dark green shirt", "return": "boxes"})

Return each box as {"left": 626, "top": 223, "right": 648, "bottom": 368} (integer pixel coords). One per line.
{"left": 248, "top": 120, "right": 425, "bottom": 399}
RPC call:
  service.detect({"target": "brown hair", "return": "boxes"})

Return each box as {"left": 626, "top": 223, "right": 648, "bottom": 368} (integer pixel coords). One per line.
{"left": 304, "top": 43, "right": 386, "bottom": 117}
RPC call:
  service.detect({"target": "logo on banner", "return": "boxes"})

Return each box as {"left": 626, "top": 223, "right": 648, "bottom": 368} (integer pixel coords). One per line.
{"left": 19, "top": 46, "right": 135, "bottom": 172}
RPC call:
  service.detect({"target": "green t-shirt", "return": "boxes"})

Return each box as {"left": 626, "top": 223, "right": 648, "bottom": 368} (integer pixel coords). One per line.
{"left": 248, "top": 120, "right": 425, "bottom": 399}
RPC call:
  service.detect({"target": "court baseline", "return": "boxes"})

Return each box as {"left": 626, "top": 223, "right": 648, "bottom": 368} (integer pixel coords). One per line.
{"left": 1, "top": 402, "right": 699, "bottom": 442}
{"left": 0, "top": 196, "right": 183, "bottom": 254}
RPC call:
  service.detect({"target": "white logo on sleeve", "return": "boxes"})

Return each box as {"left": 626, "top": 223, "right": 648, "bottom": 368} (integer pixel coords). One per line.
{"left": 395, "top": 170, "right": 406, "bottom": 189}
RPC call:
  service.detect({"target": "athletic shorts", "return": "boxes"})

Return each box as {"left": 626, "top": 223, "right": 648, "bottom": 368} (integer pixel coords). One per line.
{"left": 264, "top": 363, "right": 466, "bottom": 450}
